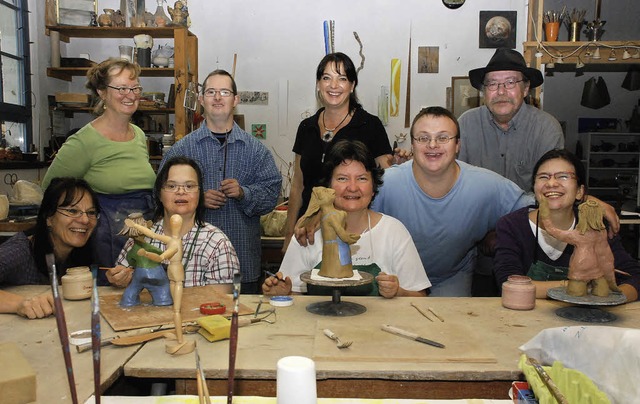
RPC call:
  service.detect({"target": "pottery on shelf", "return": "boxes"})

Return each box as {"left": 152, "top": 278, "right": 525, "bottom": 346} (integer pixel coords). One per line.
{"left": 97, "top": 8, "right": 114, "bottom": 27}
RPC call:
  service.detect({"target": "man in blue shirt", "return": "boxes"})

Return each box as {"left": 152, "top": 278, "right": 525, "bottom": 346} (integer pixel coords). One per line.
{"left": 162, "top": 70, "right": 281, "bottom": 293}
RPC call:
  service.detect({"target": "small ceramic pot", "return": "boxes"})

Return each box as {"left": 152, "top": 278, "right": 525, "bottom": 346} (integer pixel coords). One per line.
{"left": 61, "top": 266, "right": 92, "bottom": 300}
{"left": 502, "top": 275, "right": 536, "bottom": 310}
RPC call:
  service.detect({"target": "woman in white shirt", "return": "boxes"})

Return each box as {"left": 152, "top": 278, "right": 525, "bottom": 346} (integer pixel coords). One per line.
{"left": 263, "top": 140, "right": 430, "bottom": 298}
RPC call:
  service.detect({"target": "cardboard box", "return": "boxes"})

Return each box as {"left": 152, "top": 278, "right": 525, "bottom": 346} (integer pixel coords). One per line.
{"left": 55, "top": 92, "right": 90, "bottom": 105}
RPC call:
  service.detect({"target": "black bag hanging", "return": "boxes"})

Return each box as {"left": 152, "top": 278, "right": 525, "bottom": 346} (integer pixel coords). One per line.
{"left": 581, "top": 76, "right": 611, "bottom": 109}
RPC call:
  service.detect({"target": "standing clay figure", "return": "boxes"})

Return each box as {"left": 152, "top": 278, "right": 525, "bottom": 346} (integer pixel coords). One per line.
{"left": 117, "top": 213, "right": 172, "bottom": 307}
{"left": 298, "top": 186, "right": 360, "bottom": 278}
{"left": 167, "top": 1, "right": 188, "bottom": 26}
{"left": 124, "top": 214, "right": 195, "bottom": 355}
{"left": 539, "top": 198, "right": 620, "bottom": 297}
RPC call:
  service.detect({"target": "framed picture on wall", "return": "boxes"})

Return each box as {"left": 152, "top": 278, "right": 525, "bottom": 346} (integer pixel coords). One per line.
{"left": 479, "top": 11, "right": 517, "bottom": 49}
{"left": 451, "top": 76, "right": 483, "bottom": 118}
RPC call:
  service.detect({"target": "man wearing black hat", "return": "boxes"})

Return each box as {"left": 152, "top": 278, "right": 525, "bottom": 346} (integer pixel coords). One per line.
{"left": 458, "top": 48, "right": 564, "bottom": 191}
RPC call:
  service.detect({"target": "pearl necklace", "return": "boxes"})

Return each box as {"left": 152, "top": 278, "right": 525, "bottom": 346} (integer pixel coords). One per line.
{"left": 322, "top": 110, "right": 350, "bottom": 142}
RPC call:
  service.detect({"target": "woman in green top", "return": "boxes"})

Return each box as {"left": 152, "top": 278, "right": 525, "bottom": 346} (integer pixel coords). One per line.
{"left": 43, "top": 58, "right": 155, "bottom": 279}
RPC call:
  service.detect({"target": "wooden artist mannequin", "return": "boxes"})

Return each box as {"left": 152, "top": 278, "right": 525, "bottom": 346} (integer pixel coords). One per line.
{"left": 539, "top": 198, "right": 619, "bottom": 297}
{"left": 124, "top": 214, "right": 195, "bottom": 355}
{"left": 117, "top": 213, "right": 172, "bottom": 307}
{"left": 298, "top": 186, "right": 360, "bottom": 278}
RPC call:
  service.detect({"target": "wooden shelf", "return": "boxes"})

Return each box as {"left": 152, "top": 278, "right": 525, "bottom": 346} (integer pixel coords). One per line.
{"left": 47, "top": 67, "right": 174, "bottom": 81}
{"left": 523, "top": 41, "right": 640, "bottom": 65}
{"left": 45, "top": 26, "right": 195, "bottom": 41}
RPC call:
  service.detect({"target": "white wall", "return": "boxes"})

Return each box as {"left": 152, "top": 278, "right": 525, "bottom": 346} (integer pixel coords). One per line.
{"left": 30, "top": 0, "right": 527, "bottom": 169}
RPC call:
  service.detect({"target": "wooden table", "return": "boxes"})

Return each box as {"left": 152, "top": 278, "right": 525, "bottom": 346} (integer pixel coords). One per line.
{"left": 124, "top": 295, "right": 640, "bottom": 399}
{"left": 0, "top": 286, "right": 141, "bottom": 404}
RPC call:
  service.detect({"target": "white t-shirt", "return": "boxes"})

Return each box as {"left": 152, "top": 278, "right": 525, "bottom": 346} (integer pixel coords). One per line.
{"left": 281, "top": 214, "right": 431, "bottom": 294}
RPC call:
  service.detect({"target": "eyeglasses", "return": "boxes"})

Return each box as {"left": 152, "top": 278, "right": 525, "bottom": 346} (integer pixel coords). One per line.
{"left": 482, "top": 79, "right": 524, "bottom": 91}
{"left": 162, "top": 182, "right": 200, "bottom": 193}
{"left": 57, "top": 208, "right": 100, "bottom": 220}
{"left": 203, "top": 89, "right": 234, "bottom": 98}
{"left": 412, "top": 135, "right": 458, "bottom": 145}
{"left": 107, "top": 85, "right": 143, "bottom": 95}
{"left": 535, "top": 172, "right": 578, "bottom": 182}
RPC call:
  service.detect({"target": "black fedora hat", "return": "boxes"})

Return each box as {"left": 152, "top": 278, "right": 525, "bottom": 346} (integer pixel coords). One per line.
{"left": 469, "top": 48, "right": 544, "bottom": 90}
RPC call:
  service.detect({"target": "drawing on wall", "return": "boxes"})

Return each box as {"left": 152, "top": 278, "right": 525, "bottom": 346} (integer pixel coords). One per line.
{"left": 252, "top": 124, "right": 266, "bottom": 139}
{"left": 238, "top": 91, "right": 269, "bottom": 105}
{"left": 451, "top": 76, "right": 484, "bottom": 118}
{"left": 418, "top": 47, "right": 439, "bottom": 73}
{"left": 390, "top": 59, "right": 401, "bottom": 117}
{"left": 479, "top": 11, "right": 516, "bottom": 49}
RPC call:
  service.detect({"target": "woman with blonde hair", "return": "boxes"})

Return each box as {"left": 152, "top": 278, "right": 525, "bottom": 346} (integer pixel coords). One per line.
{"left": 43, "top": 58, "right": 156, "bottom": 279}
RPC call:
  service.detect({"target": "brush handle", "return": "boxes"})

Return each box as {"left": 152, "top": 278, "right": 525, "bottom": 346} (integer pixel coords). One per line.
{"left": 52, "top": 294, "right": 79, "bottom": 404}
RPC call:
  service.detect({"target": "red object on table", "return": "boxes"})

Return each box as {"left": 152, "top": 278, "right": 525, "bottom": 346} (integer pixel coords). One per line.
{"left": 200, "top": 302, "right": 226, "bottom": 315}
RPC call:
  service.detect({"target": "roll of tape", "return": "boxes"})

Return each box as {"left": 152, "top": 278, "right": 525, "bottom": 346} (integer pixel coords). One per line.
{"left": 69, "top": 330, "right": 92, "bottom": 346}
{"left": 270, "top": 296, "right": 294, "bottom": 307}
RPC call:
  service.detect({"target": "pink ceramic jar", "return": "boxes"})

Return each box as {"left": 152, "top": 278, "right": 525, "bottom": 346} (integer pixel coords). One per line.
{"left": 502, "top": 275, "right": 536, "bottom": 310}
{"left": 61, "top": 267, "right": 92, "bottom": 300}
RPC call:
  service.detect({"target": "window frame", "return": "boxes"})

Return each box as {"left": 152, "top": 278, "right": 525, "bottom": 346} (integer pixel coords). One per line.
{"left": 0, "top": 0, "right": 33, "bottom": 151}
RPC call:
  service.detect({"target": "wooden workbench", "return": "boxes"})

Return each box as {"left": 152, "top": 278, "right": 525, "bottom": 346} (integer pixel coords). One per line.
{"left": 124, "top": 295, "right": 640, "bottom": 399}
{"left": 0, "top": 286, "right": 141, "bottom": 404}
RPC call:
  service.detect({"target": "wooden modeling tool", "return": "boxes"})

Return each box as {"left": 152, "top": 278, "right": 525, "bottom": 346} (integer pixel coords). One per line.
{"left": 91, "top": 265, "right": 101, "bottom": 404}
{"left": 410, "top": 302, "right": 434, "bottom": 321}
{"left": 428, "top": 307, "right": 444, "bottom": 322}
{"left": 46, "top": 253, "right": 79, "bottom": 404}
{"left": 195, "top": 345, "right": 211, "bottom": 404}
{"left": 381, "top": 324, "right": 445, "bottom": 349}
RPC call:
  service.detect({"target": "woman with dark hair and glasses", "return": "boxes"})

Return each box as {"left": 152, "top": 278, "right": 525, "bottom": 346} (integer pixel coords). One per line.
{"left": 0, "top": 177, "right": 100, "bottom": 318}
{"left": 110, "top": 157, "right": 238, "bottom": 292}
{"left": 494, "top": 149, "right": 640, "bottom": 301}
{"left": 43, "top": 58, "right": 156, "bottom": 273}
{"left": 263, "top": 140, "right": 430, "bottom": 298}
{"left": 283, "top": 52, "right": 393, "bottom": 253}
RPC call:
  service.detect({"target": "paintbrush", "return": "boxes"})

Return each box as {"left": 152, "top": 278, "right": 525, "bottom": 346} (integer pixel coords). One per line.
{"left": 91, "top": 265, "right": 101, "bottom": 404}
{"left": 46, "top": 253, "right": 79, "bottom": 404}
{"left": 527, "top": 357, "right": 569, "bottom": 404}
{"left": 227, "top": 272, "right": 242, "bottom": 404}
{"left": 195, "top": 345, "right": 211, "bottom": 404}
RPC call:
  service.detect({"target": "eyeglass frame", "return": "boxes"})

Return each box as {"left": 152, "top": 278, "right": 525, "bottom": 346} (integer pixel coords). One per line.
{"left": 482, "top": 79, "right": 524, "bottom": 92}
{"left": 534, "top": 171, "right": 578, "bottom": 182}
{"left": 411, "top": 134, "right": 459, "bottom": 145}
{"left": 161, "top": 182, "right": 200, "bottom": 193}
{"left": 57, "top": 207, "right": 100, "bottom": 220}
{"left": 202, "top": 88, "right": 235, "bottom": 98}
{"left": 107, "top": 85, "right": 144, "bottom": 95}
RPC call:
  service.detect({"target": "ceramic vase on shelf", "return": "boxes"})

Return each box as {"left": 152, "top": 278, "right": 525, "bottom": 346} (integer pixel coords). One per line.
{"left": 154, "top": 0, "right": 170, "bottom": 27}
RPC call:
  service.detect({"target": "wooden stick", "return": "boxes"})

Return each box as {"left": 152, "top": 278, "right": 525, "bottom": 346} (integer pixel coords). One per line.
{"left": 527, "top": 357, "right": 569, "bottom": 404}
{"left": 428, "top": 307, "right": 444, "bottom": 322}
{"left": 91, "top": 265, "right": 101, "bottom": 404}
{"left": 231, "top": 53, "right": 237, "bottom": 79}
{"left": 404, "top": 28, "right": 412, "bottom": 128}
{"left": 46, "top": 254, "right": 79, "bottom": 404}
{"left": 410, "top": 302, "right": 433, "bottom": 321}
{"left": 227, "top": 272, "right": 242, "bottom": 404}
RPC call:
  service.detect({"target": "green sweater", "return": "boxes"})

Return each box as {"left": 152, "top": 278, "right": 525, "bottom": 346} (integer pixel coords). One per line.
{"left": 43, "top": 122, "right": 155, "bottom": 194}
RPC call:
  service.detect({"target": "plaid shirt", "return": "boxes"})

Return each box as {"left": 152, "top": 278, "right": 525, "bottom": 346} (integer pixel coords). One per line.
{"left": 116, "top": 221, "right": 239, "bottom": 287}
{"left": 0, "top": 233, "right": 48, "bottom": 286}
{"left": 161, "top": 122, "right": 281, "bottom": 282}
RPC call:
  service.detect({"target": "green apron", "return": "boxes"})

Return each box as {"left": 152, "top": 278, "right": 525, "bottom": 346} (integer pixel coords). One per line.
{"left": 527, "top": 260, "right": 568, "bottom": 281}
{"left": 306, "top": 263, "right": 382, "bottom": 296}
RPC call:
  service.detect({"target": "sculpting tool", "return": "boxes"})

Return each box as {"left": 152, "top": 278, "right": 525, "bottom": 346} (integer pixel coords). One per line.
{"left": 381, "top": 324, "right": 445, "bottom": 349}
{"left": 46, "top": 253, "right": 79, "bottom": 404}
{"left": 90, "top": 265, "right": 101, "bottom": 404}
{"left": 428, "top": 307, "right": 444, "bottom": 322}
{"left": 227, "top": 272, "right": 242, "bottom": 404}
{"left": 527, "top": 357, "right": 569, "bottom": 404}
{"left": 410, "top": 302, "right": 434, "bottom": 321}
{"left": 195, "top": 345, "right": 211, "bottom": 404}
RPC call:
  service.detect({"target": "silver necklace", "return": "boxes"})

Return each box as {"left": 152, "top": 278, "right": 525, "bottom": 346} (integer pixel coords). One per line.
{"left": 322, "top": 110, "right": 350, "bottom": 142}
